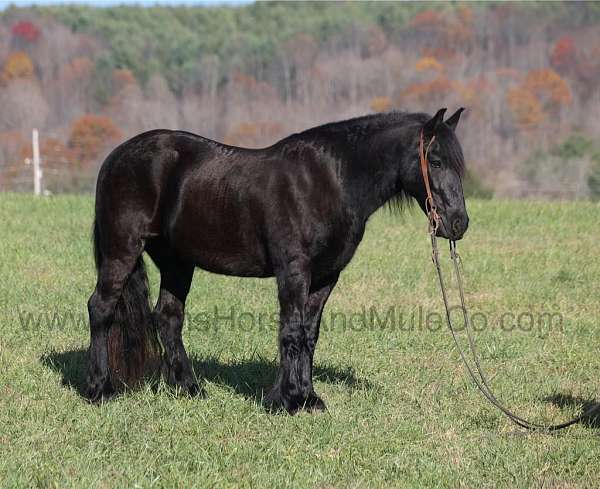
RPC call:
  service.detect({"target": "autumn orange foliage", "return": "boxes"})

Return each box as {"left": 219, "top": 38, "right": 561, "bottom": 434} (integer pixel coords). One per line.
{"left": 409, "top": 7, "right": 472, "bottom": 49}
{"left": 524, "top": 69, "right": 572, "bottom": 106}
{"left": 370, "top": 96, "right": 391, "bottom": 113}
{"left": 506, "top": 87, "right": 545, "bottom": 128}
{"left": 402, "top": 76, "right": 459, "bottom": 103}
{"left": 505, "top": 68, "right": 571, "bottom": 129}
{"left": 68, "top": 115, "right": 122, "bottom": 165}
{"left": 223, "top": 121, "right": 283, "bottom": 147}
{"left": 112, "top": 68, "right": 137, "bottom": 88}
{"left": 415, "top": 56, "right": 444, "bottom": 73}
{"left": 409, "top": 10, "right": 445, "bottom": 29}
{"left": 68, "top": 57, "right": 94, "bottom": 80}
{"left": 1, "top": 52, "right": 35, "bottom": 83}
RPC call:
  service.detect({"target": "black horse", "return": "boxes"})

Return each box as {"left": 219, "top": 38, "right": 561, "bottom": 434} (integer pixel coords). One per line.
{"left": 86, "top": 107, "right": 468, "bottom": 413}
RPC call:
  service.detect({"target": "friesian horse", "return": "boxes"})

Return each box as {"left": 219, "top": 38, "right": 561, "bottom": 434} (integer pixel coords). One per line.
{"left": 86, "top": 107, "right": 469, "bottom": 413}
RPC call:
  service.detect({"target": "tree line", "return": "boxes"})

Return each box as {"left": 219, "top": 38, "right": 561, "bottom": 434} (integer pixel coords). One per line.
{"left": 0, "top": 2, "right": 599, "bottom": 198}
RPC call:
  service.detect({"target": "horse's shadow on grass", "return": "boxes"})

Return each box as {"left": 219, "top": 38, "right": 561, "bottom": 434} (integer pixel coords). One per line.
{"left": 544, "top": 393, "right": 600, "bottom": 429}
{"left": 37, "top": 351, "right": 600, "bottom": 428}
{"left": 41, "top": 348, "right": 373, "bottom": 402}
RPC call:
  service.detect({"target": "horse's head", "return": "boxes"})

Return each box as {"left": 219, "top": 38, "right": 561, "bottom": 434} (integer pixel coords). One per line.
{"left": 404, "top": 108, "right": 469, "bottom": 240}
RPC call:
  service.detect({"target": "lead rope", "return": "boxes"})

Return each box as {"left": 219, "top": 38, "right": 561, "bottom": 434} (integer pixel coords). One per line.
{"left": 421, "top": 131, "right": 600, "bottom": 432}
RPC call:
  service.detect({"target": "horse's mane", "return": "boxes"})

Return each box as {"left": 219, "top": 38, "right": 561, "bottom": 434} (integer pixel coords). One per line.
{"left": 287, "top": 111, "right": 465, "bottom": 182}
{"left": 283, "top": 111, "right": 467, "bottom": 214}
{"left": 288, "top": 111, "right": 465, "bottom": 176}
{"left": 293, "top": 111, "right": 426, "bottom": 139}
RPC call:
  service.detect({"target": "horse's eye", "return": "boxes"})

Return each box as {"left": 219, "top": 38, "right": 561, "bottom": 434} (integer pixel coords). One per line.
{"left": 430, "top": 159, "right": 442, "bottom": 168}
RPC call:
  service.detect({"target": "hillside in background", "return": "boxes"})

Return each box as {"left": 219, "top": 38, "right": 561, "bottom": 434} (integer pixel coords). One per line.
{"left": 0, "top": 1, "right": 599, "bottom": 198}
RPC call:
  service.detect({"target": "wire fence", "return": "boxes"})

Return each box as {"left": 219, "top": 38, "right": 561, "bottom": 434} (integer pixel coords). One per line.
{"left": 0, "top": 165, "right": 97, "bottom": 194}
{"left": 0, "top": 129, "right": 99, "bottom": 195}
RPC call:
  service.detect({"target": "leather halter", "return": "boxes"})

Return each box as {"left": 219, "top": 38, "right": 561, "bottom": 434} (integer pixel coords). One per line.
{"left": 418, "top": 130, "right": 439, "bottom": 232}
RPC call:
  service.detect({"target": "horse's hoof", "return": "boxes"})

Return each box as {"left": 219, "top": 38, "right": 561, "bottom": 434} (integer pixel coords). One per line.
{"left": 306, "top": 394, "right": 327, "bottom": 413}
{"left": 264, "top": 386, "right": 288, "bottom": 413}
{"left": 169, "top": 380, "right": 205, "bottom": 398}
{"left": 170, "top": 376, "right": 205, "bottom": 398}
{"left": 162, "top": 362, "right": 205, "bottom": 397}
{"left": 264, "top": 387, "right": 326, "bottom": 414}
{"left": 184, "top": 381, "right": 206, "bottom": 398}
{"left": 86, "top": 378, "right": 115, "bottom": 404}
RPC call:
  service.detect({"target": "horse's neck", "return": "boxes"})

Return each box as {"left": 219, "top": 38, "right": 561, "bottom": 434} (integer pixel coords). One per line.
{"left": 336, "top": 136, "right": 403, "bottom": 220}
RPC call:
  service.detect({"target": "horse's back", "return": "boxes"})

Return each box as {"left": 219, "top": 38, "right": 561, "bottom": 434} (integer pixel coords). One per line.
{"left": 95, "top": 129, "right": 358, "bottom": 279}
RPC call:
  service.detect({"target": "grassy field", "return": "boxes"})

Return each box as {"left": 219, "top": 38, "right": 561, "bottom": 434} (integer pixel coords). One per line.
{"left": 1, "top": 193, "right": 600, "bottom": 488}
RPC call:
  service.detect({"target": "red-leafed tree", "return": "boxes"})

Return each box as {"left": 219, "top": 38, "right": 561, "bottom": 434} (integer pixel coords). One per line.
{"left": 551, "top": 35, "right": 576, "bottom": 72}
{"left": 11, "top": 21, "right": 41, "bottom": 43}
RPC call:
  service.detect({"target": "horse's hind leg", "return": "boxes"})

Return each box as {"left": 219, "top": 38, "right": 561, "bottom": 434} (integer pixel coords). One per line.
{"left": 87, "top": 252, "right": 141, "bottom": 402}
{"left": 147, "top": 244, "right": 201, "bottom": 396}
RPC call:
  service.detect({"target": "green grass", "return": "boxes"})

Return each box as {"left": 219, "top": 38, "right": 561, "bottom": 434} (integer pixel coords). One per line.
{"left": 1, "top": 193, "right": 600, "bottom": 488}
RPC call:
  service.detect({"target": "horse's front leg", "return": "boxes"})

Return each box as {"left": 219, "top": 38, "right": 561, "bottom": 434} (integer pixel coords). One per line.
{"left": 305, "top": 274, "right": 339, "bottom": 380}
{"left": 265, "top": 256, "right": 322, "bottom": 414}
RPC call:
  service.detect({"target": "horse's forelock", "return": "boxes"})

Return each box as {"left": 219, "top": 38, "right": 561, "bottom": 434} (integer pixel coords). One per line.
{"left": 436, "top": 125, "right": 466, "bottom": 178}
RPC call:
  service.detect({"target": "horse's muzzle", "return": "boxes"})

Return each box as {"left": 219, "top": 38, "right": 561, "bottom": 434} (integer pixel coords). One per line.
{"left": 437, "top": 212, "right": 469, "bottom": 240}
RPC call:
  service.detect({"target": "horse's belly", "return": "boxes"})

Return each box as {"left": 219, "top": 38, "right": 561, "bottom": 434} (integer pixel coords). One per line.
{"left": 170, "top": 212, "right": 272, "bottom": 277}
{"left": 188, "top": 245, "right": 273, "bottom": 277}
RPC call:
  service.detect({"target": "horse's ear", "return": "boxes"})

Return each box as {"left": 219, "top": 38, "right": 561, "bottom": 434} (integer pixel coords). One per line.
{"left": 445, "top": 107, "right": 465, "bottom": 131}
{"left": 423, "top": 108, "right": 447, "bottom": 137}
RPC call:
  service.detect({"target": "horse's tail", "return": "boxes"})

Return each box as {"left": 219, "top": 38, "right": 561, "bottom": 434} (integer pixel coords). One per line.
{"left": 93, "top": 218, "right": 161, "bottom": 390}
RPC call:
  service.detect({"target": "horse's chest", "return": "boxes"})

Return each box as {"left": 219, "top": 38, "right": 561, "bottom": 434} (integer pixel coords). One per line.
{"left": 310, "top": 218, "right": 365, "bottom": 278}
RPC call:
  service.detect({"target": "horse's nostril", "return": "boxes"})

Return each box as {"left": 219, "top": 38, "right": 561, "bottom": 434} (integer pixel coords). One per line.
{"left": 452, "top": 217, "right": 463, "bottom": 235}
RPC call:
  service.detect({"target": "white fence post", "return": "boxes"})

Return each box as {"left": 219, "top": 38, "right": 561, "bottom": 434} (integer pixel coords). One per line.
{"left": 32, "top": 128, "right": 42, "bottom": 196}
